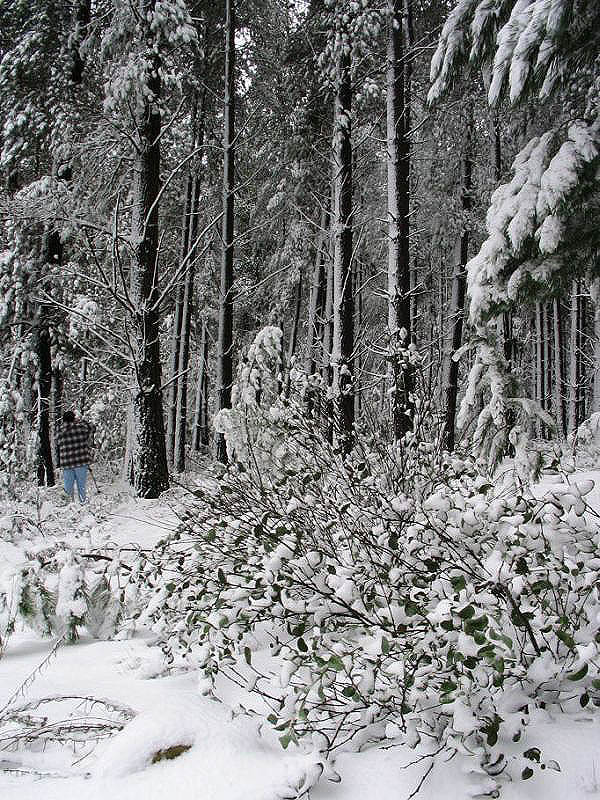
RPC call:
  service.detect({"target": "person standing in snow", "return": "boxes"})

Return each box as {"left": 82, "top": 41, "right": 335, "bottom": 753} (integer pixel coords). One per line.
{"left": 56, "top": 410, "right": 95, "bottom": 503}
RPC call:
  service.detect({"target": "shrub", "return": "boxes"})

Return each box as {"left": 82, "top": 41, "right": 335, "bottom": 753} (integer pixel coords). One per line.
{"left": 138, "top": 404, "right": 600, "bottom": 795}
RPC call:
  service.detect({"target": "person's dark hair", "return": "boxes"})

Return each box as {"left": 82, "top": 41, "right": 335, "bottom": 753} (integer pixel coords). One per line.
{"left": 63, "top": 410, "right": 76, "bottom": 425}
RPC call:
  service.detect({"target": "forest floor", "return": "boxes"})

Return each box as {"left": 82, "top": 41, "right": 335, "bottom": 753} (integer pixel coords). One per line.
{"left": 1, "top": 470, "right": 600, "bottom": 800}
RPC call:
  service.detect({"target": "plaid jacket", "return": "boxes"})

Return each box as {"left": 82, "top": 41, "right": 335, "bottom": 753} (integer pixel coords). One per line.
{"left": 56, "top": 420, "right": 94, "bottom": 468}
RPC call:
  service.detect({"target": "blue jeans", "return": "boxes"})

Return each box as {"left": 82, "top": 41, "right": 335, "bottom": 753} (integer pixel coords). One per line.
{"left": 63, "top": 466, "right": 88, "bottom": 503}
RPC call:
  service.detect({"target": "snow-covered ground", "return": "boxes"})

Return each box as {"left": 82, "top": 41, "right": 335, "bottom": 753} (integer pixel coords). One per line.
{"left": 1, "top": 472, "right": 600, "bottom": 800}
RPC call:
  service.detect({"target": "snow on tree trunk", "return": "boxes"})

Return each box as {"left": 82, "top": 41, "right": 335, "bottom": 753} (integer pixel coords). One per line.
{"left": 590, "top": 279, "right": 600, "bottom": 414}
{"left": 51, "top": 359, "right": 63, "bottom": 465}
{"left": 331, "top": 47, "right": 354, "bottom": 454}
{"left": 305, "top": 203, "right": 329, "bottom": 378}
{"left": 36, "top": 321, "right": 55, "bottom": 487}
{"left": 174, "top": 88, "right": 206, "bottom": 472}
{"left": 166, "top": 175, "right": 192, "bottom": 466}
{"left": 215, "top": 0, "right": 236, "bottom": 465}
{"left": 386, "top": 0, "right": 413, "bottom": 440}
{"left": 69, "top": 0, "right": 91, "bottom": 85}
{"left": 442, "top": 105, "right": 473, "bottom": 452}
{"left": 284, "top": 270, "right": 303, "bottom": 396}
{"left": 535, "top": 302, "right": 544, "bottom": 437}
{"left": 553, "top": 297, "right": 566, "bottom": 437}
{"left": 192, "top": 321, "right": 209, "bottom": 451}
{"left": 568, "top": 280, "right": 583, "bottom": 435}
{"left": 354, "top": 256, "right": 363, "bottom": 422}
{"left": 127, "top": 0, "right": 169, "bottom": 499}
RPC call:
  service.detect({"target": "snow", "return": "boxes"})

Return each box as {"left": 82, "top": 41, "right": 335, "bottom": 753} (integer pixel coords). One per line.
{"left": 3, "top": 474, "right": 600, "bottom": 799}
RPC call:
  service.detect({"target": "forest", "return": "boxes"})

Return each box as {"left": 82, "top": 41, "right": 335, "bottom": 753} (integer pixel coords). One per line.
{"left": 1, "top": 1, "right": 600, "bottom": 799}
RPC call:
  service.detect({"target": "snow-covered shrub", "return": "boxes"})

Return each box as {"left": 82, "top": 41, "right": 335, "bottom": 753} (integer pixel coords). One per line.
{"left": 570, "top": 413, "right": 600, "bottom": 469}
{"left": 213, "top": 325, "right": 289, "bottom": 471}
{"left": 139, "top": 409, "right": 600, "bottom": 793}
{"left": 0, "top": 542, "right": 134, "bottom": 645}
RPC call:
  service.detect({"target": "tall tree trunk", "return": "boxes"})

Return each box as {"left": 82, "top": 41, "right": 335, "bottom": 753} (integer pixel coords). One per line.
{"left": 215, "top": 0, "right": 236, "bottom": 464}
{"left": 442, "top": 105, "right": 473, "bottom": 451}
{"left": 305, "top": 203, "right": 329, "bottom": 377}
{"left": 354, "top": 256, "right": 363, "bottom": 422}
{"left": 590, "top": 279, "right": 600, "bottom": 414}
{"left": 323, "top": 212, "right": 334, "bottom": 442}
{"left": 534, "top": 302, "right": 545, "bottom": 437}
{"left": 35, "top": 229, "right": 62, "bottom": 487}
{"left": 36, "top": 322, "right": 55, "bottom": 487}
{"left": 51, "top": 359, "right": 63, "bottom": 465}
{"left": 174, "top": 84, "right": 208, "bottom": 472}
{"left": 128, "top": 0, "right": 169, "bottom": 498}
{"left": 70, "top": 0, "right": 91, "bottom": 85}
{"left": 331, "top": 47, "right": 354, "bottom": 454}
{"left": 284, "top": 270, "right": 303, "bottom": 395}
{"left": 166, "top": 175, "right": 193, "bottom": 464}
{"left": 553, "top": 297, "right": 566, "bottom": 437}
{"left": 386, "top": 0, "right": 413, "bottom": 439}
{"left": 568, "top": 280, "right": 583, "bottom": 433}
{"left": 80, "top": 356, "right": 88, "bottom": 415}
{"left": 192, "top": 321, "right": 209, "bottom": 451}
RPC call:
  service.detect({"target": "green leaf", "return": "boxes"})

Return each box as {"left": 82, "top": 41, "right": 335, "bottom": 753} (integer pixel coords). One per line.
{"left": 524, "top": 748, "right": 541, "bottom": 763}
{"left": 244, "top": 646, "right": 252, "bottom": 666}
{"left": 567, "top": 663, "right": 588, "bottom": 681}
{"left": 458, "top": 604, "right": 475, "bottom": 620}
{"left": 328, "top": 655, "right": 344, "bottom": 671}
{"left": 521, "top": 767, "right": 534, "bottom": 780}
{"left": 557, "top": 629, "right": 576, "bottom": 650}
{"left": 297, "top": 637, "right": 308, "bottom": 653}
{"left": 382, "top": 637, "right": 390, "bottom": 654}
{"left": 217, "top": 568, "right": 226, "bottom": 585}
{"left": 440, "top": 680, "right": 457, "bottom": 693}
{"left": 450, "top": 575, "right": 466, "bottom": 592}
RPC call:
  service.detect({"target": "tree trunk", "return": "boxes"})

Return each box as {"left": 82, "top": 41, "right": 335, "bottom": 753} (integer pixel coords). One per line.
{"left": 51, "top": 360, "right": 63, "bottom": 465}
{"left": 174, "top": 85, "right": 207, "bottom": 472}
{"left": 442, "top": 105, "right": 473, "bottom": 451}
{"left": 568, "top": 280, "right": 583, "bottom": 433}
{"left": 534, "top": 302, "right": 544, "bottom": 437}
{"left": 80, "top": 356, "right": 88, "bottom": 415}
{"left": 128, "top": 0, "right": 169, "bottom": 498}
{"left": 166, "top": 175, "right": 192, "bottom": 465}
{"left": 331, "top": 48, "right": 354, "bottom": 454}
{"left": 386, "top": 0, "right": 413, "bottom": 439}
{"left": 284, "top": 270, "right": 302, "bottom": 395}
{"left": 215, "top": 0, "right": 236, "bottom": 464}
{"left": 354, "top": 256, "right": 363, "bottom": 422}
{"left": 36, "top": 323, "right": 55, "bottom": 487}
{"left": 553, "top": 297, "right": 566, "bottom": 437}
{"left": 305, "top": 203, "right": 329, "bottom": 377}
{"left": 70, "top": 0, "right": 91, "bottom": 85}
{"left": 192, "top": 321, "right": 209, "bottom": 451}
{"left": 590, "top": 279, "right": 600, "bottom": 414}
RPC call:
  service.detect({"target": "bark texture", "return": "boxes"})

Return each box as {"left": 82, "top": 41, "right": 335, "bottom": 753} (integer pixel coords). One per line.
{"left": 442, "top": 105, "right": 473, "bottom": 452}
{"left": 215, "top": 0, "right": 236, "bottom": 464}
{"left": 128, "top": 0, "right": 169, "bottom": 498}
{"left": 386, "top": 0, "right": 413, "bottom": 439}
{"left": 331, "top": 48, "right": 354, "bottom": 454}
